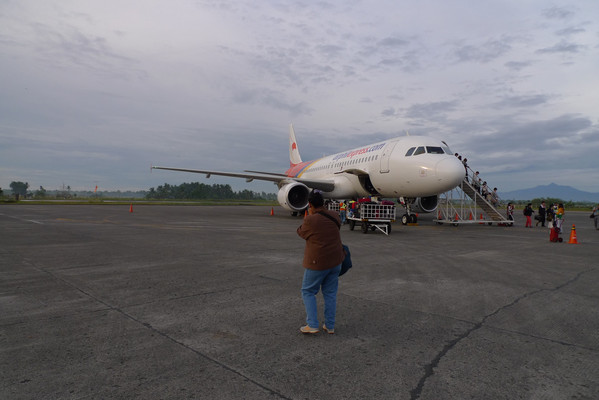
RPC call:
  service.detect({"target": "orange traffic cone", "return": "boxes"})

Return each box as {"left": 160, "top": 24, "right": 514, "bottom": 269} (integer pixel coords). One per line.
{"left": 438, "top": 210, "right": 442, "bottom": 220}
{"left": 479, "top": 213, "right": 484, "bottom": 225}
{"left": 304, "top": 209, "right": 308, "bottom": 217}
{"left": 270, "top": 207, "right": 274, "bottom": 216}
{"left": 469, "top": 212, "right": 473, "bottom": 220}
{"left": 568, "top": 225, "right": 578, "bottom": 244}
{"left": 129, "top": 204, "right": 133, "bottom": 213}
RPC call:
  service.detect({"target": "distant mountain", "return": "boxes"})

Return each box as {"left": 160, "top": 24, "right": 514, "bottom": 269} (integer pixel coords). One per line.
{"left": 500, "top": 183, "right": 599, "bottom": 202}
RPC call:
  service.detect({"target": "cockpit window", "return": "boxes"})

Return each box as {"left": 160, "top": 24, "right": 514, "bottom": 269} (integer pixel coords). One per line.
{"left": 426, "top": 146, "right": 445, "bottom": 154}
{"left": 405, "top": 147, "right": 416, "bottom": 156}
{"left": 413, "top": 146, "right": 426, "bottom": 155}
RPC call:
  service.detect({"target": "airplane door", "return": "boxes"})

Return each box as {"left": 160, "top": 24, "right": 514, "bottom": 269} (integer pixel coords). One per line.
{"left": 379, "top": 140, "right": 399, "bottom": 173}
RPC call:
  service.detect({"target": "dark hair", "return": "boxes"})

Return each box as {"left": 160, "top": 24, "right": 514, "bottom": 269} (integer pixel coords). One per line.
{"left": 308, "top": 190, "right": 324, "bottom": 208}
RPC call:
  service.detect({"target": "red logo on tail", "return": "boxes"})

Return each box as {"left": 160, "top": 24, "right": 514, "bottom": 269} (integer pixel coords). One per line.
{"left": 291, "top": 142, "right": 297, "bottom": 150}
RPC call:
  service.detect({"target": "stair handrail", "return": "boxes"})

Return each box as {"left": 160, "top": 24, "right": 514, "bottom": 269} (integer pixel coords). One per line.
{"left": 463, "top": 164, "right": 503, "bottom": 206}
{"left": 460, "top": 179, "right": 506, "bottom": 220}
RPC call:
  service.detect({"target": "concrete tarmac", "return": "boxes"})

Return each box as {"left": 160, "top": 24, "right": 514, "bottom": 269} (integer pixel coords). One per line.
{"left": 1, "top": 204, "right": 598, "bottom": 399}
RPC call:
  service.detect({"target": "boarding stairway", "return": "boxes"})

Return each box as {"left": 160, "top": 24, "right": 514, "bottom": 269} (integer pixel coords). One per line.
{"left": 435, "top": 167, "right": 511, "bottom": 226}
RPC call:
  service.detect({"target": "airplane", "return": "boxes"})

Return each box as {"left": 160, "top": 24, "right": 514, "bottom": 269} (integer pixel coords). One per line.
{"left": 152, "top": 124, "right": 465, "bottom": 224}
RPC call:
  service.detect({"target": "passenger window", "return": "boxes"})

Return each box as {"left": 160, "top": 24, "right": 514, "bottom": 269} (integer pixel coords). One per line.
{"left": 405, "top": 147, "right": 416, "bottom": 156}
{"left": 413, "top": 146, "right": 425, "bottom": 155}
{"left": 426, "top": 146, "right": 444, "bottom": 154}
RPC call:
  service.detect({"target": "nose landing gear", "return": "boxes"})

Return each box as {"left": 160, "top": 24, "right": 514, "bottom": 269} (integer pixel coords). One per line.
{"left": 401, "top": 213, "right": 418, "bottom": 225}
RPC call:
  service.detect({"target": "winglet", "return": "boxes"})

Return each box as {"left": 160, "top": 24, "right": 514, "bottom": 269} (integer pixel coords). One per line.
{"left": 289, "top": 123, "right": 303, "bottom": 166}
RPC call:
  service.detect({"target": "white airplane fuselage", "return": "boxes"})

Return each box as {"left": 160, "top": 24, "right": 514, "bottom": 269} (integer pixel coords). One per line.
{"left": 284, "top": 135, "right": 465, "bottom": 200}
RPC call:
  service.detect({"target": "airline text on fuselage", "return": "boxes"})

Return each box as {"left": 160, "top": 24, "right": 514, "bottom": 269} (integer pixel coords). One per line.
{"left": 331, "top": 143, "right": 386, "bottom": 161}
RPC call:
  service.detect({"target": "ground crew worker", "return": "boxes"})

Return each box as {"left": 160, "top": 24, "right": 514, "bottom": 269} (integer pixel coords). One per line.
{"left": 339, "top": 201, "right": 347, "bottom": 224}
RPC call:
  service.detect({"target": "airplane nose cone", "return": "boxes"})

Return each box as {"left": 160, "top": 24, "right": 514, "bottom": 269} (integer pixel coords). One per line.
{"left": 435, "top": 157, "right": 466, "bottom": 191}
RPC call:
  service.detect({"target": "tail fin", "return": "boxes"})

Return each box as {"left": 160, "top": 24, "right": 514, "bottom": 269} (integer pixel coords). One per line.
{"left": 289, "top": 123, "right": 303, "bottom": 166}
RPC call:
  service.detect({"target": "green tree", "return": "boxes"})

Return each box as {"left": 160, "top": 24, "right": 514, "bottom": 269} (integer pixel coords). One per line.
{"left": 34, "top": 186, "right": 47, "bottom": 199}
{"left": 145, "top": 182, "right": 274, "bottom": 200}
{"left": 10, "top": 181, "right": 29, "bottom": 199}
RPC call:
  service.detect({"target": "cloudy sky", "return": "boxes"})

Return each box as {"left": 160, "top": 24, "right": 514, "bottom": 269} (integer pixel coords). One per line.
{"left": 1, "top": 0, "right": 598, "bottom": 195}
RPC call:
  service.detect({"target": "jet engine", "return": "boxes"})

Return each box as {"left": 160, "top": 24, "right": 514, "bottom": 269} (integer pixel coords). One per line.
{"left": 410, "top": 195, "right": 438, "bottom": 213}
{"left": 277, "top": 182, "right": 310, "bottom": 212}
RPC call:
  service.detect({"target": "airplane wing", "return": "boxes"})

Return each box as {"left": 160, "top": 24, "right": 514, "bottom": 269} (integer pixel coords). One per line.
{"left": 151, "top": 166, "right": 335, "bottom": 191}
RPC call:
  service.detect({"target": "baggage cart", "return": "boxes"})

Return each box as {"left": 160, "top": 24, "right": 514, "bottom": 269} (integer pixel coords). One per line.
{"left": 347, "top": 202, "right": 396, "bottom": 235}
{"left": 327, "top": 201, "right": 340, "bottom": 213}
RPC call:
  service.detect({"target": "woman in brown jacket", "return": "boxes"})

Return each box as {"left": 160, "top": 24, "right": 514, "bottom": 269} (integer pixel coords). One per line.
{"left": 297, "top": 191, "right": 345, "bottom": 334}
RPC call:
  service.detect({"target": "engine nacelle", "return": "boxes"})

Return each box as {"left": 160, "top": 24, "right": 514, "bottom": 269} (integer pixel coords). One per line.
{"left": 411, "top": 195, "right": 438, "bottom": 213}
{"left": 277, "top": 182, "right": 310, "bottom": 212}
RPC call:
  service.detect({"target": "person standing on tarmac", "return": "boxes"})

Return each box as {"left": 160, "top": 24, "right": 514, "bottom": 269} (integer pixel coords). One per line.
{"left": 339, "top": 201, "right": 347, "bottom": 225}
{"left": 555, "top": 203, "right": 565, "bottom": 232}
{"left": 546, "top": 205, "right": 554, "bottom": 228}
{"left": 536, "top": 201, "right": 546, "bottom": 227}
{"left": 297, "top": 190, "right": 345, "bottom": 334}
{"left": 592, "top": 204, "right": 599, "bottom": 230}
{"left": 523, "top": 203, "right": 534, "bottom": 228}
{"left": 506, "top": 202, "right": 514, "bottom": 222}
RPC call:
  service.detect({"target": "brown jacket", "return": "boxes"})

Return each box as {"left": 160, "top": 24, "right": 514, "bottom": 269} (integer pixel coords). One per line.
{"left": 297, "top": 207, "right": 344, "bottom": 270}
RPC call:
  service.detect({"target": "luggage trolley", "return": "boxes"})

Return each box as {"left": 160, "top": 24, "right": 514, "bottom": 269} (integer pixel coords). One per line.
{"left": 347, "top": 202, "right": 396, "bottom": 235}
{"left": 326, "top": 201, "right": 340, "bottom": 213}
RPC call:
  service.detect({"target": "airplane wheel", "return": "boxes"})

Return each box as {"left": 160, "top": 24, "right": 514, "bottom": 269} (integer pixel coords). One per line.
{"left": 291, "top": 212, "right": 297, "bottom": 217}
{"left": 361, "top": 223, "right": 368, "bottom": 234}
{"left": 410, "top": 214, "right": 418, "bottom": 224}
{"left": 401, "top": 214, "right": 408, "bottom": 225}
{"left": 387, "top": 223, "right": 392, "bottom": 233}
{"left": 349, "top": 220, "right": 355, "bottom": 231}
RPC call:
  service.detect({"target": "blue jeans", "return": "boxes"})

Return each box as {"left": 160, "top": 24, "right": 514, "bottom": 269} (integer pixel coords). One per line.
{"left": 340, "top": 210, "right": 346, "bottom": 224}
{"left": 301, "top": 264, "right": 341, "bottom": 329}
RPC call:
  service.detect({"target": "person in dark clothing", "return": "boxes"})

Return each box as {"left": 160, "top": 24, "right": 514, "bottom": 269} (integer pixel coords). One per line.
{"left": 536, "top": 201, "right": 546, "bottom": 227}
{"left": 523, "top": 203, "right": 534, "bottom": 228}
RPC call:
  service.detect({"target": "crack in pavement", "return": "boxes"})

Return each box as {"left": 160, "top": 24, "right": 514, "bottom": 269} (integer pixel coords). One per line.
{"left": 409, "top": 268, "right": 593, "bottom": 400}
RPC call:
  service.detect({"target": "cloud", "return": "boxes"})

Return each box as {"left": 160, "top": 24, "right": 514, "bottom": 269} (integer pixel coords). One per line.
{"left": 493, "top": 94, "right": 550, "bottom": 108}
{"left": 555, "top": 26, "right": 586, "bottom": 37}
{"left": 504, "top": 60, "right": 534, "bottom": 71}
{"left": 542, "top": 6, "right": 576, "bottom": 20}
{"left": 1, "top": 0, "right": 599, "bottom": 194}
{"left": 536, "top": 41, "right": 585, "bottom": 54}
{"left": 452, "top": 37, "right": 513, "bottom": 64}
{"left": 403, "top": 101, "right": 459, "bottom": 120}
{"left": 231, "top": 88, "right": 313, "bottom": 115}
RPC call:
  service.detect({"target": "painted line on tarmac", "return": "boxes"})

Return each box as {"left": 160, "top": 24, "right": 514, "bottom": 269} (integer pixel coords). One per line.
{"left": 0, "top": 213, "right": 44, "bottom": 225}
